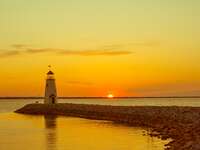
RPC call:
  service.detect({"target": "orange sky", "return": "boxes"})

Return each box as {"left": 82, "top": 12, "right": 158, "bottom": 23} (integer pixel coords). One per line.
{"left": 0, "top": 0, "right": 200, "bottom": 97}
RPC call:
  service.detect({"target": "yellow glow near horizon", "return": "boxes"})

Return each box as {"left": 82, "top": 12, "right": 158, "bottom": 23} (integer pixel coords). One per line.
{"left": 107, "top": 94, "right": 114, "bottom": 98}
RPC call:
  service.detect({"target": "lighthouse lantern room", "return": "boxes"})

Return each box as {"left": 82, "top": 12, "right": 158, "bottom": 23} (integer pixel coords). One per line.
{"left": 44, "top": 67, "right": 57, "bottom": 104}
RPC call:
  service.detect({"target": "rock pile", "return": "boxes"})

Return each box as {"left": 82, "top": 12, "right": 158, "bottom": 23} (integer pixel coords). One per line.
{"left": 15, "top": 104, "right": 200, "bottom": 150}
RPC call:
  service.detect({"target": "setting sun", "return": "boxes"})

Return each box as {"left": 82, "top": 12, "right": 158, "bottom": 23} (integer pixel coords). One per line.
{"left": 107, "top": 94, "right": 114, "bottom": 98}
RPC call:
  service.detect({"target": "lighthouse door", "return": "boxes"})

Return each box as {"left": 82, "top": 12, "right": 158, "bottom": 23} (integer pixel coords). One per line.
{"left": 49, "top": 94, "right": 56, "bottom": 104}
{"left": 52, "top": 97, "right": 55, "bottom": 104}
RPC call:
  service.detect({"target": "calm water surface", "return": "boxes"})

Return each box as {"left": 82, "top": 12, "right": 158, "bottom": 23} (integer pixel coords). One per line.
{"left": 59, "top": 98, "right": 200, "bottom": 106}
{"left": 1, "top": 98, "right": 194, "bottom": 150}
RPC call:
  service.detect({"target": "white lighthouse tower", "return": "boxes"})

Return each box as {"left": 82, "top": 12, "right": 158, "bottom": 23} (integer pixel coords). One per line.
{"left": 44, "top": 67, "right": 57, "bottom": 104}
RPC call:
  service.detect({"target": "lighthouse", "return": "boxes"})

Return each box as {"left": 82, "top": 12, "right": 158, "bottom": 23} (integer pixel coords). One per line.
{"left": 44, "top": 67, "right": 57, "bottom": 104}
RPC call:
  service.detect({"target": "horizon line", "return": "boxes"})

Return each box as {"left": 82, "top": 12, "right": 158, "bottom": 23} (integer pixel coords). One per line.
{"left": 0, "top": 96, "right": 200, "bottom": 99}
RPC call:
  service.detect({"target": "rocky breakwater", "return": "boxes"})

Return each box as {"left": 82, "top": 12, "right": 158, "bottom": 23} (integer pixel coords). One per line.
{"left": 15, "top": 103, "right": 200, "bottom": 150}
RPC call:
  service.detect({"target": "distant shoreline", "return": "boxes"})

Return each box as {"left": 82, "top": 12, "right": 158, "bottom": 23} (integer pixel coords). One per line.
{"left": 0, "top": 96, "right": 200, "bottom": 99}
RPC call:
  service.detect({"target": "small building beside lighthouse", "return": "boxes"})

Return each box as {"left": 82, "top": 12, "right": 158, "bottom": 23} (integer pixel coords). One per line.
{"left": 44, "top": 69, "right": 57, "bottom": 104}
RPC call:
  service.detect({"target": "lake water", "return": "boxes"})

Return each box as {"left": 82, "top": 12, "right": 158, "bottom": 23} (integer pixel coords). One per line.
{"left": 1, "top": 98, "right": 197, "bottom": 150}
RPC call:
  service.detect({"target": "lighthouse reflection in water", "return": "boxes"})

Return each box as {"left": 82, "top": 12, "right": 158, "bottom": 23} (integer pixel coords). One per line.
{"left": 44, "top": 115, "right": 57, "bottom": 150}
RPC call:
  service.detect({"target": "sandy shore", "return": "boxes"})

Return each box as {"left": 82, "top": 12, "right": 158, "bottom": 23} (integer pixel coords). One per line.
{"left": 15, "top": 103, "right": 200, "bottom": 150}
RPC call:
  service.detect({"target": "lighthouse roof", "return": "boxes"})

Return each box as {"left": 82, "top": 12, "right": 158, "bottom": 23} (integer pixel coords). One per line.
{"left": 47, "top": 70, "right": 54, "bottom": 75}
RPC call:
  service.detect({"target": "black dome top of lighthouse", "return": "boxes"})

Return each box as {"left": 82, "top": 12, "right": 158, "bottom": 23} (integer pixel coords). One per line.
{"left": 47, "top": 71, "right": 54, "bottom": 75}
